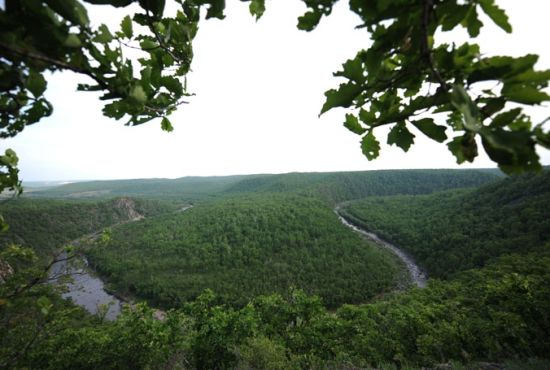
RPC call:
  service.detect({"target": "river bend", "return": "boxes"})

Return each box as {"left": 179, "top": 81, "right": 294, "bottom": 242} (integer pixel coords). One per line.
{"left": 335, "top": 206, "right": 427, "bottom": 288}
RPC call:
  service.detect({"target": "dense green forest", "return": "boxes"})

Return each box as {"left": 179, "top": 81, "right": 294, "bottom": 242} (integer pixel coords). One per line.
{"left": 30, "top": 169, "right": 497, "bottom": 201}
{"left": 1, "top": 169, "right": 549, "bottom": 369}
{"left": 0, "top": 197, "right": 174, "bottom": 257}
{"left": 87, "top": 194, "right": 403, "bottom": 308}
{"left": 341, "top": 171, "right": 550, "bottom": 278}
{"left": 82, "top": 170, "right": 495, "bottom": 308}
{"left": 3, "top": 245, "right": 549, "bottom": 369}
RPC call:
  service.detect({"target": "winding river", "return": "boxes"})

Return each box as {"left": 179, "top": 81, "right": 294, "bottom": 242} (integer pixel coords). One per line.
{"left": 49, "top": 203, "right": 424, "bottom": 321}
{"left": 334, "top": 206, "right": 427, "bottom": 288}
{"left": 49, "top": 204, "right": 193, "bottom": 320}
{"left": 50, "top": 251, "right": 123, "bottom": 320}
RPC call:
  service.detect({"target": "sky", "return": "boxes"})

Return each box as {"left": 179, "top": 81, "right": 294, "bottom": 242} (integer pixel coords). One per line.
{"left": 3, "top": 0, "right": 550, "bottom": 181}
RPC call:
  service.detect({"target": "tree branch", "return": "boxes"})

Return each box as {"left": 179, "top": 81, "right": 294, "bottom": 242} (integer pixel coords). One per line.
{"left": 420, "top": 0, "right": 448, "bottom": 91}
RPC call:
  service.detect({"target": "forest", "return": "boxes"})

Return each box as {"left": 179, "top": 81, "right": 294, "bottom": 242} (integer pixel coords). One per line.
{"left": 2, "top": 169, "right": 550, "bottom": 369}
{"left": 2, "top": 0, "right": 550, "bottom": 367}
{"left": 340, "top": 171, "right": 550, "bottom": 278}
{"left": 86, "top": 193, "right": 404, "bottom": 308}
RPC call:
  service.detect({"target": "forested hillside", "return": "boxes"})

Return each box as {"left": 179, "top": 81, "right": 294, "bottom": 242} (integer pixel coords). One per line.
{"left": 87, "top": 194, "right": 403, "bottom": 308}
{"left": 31, "top": 169, "right": 497, "bottom": 202}
{"left": 341, "top": 171, "right": 550, "bottom": 278}
{"left": 0, "top": 198, "right": 173, "bottom": 257}
{"left": 80, "top": 169, "right": 496, "bottom": 309}
{"left": 4, "top": 247, "right": 549, "bottom": 369}
{"left": 27, "top": 176, "right": 251, "bottom": 199}
{"left": 2, "top": 169, "right": 549, "bottom": 369}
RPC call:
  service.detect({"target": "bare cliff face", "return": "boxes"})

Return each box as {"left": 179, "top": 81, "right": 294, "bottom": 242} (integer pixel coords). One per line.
{"left": 113, "top": 197, "right": 144, "bottom": 222}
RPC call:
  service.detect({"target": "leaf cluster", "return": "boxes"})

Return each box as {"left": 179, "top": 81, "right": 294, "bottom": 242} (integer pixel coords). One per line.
{"left": 296, "top": 0, "right": 550, "bottom": 174}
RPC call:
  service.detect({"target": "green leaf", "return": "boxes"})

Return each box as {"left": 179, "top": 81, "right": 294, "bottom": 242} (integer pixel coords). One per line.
{"left": 297, "top": 11, "right": 322, "bottom": 31}
{"left": 464, "top": 6, "right": 482, "bottom": 37}
{"left": 161, "top": 117, "right": 173, "bottom": 132}
{"left": 480, "top": 127, "right": 540, "bottom": 173}
{"left": 358, "top": 108, "right": 376, "bottom": 126}
{"left": 140, "top": 39, "right": 158, "bottom": 50}
{"left": 447, "top": 133, "right": 478, "bottom": 164}
{"left": 335, "top": 56, "right": 365, "bottom": 84}
{"left": 490, "top": 108, "right": 522, "bottom": 128}
{"left": 26, "top": 100, "right": 51, "bottom": 123}
{"left": 94, "top": 24, "right": 114, "bottom": 43}
{"left": 468, "top": 55, "right": 538, "bottom": 84}
{"left": 121, "top": 15, "right": 133, "bottom": 39}
{"left": 320, "top": 83, "right": 362, "bottom": 115}
{"left": 37, "top": 296, "right": 53, "bottom": 315}
{"left": 44, "top": 0, "right": 89, "bottom": 26}
{"left": 451, "top": 84, "right": 480, "bottom": 131}
{"left": 412, "top": 118, "right": 447, "bottom": 142}
{"left": 508, "top": 69, "right": 550, "bottom": 83}
{"left": 130, "top": 85, "right": 147, "bottom": 104}
{"left": 161, "top": 76, "right": 183, "bottom": 95}
{"left": 63, "top": 34, "right": 82, "bottom": 48}
{"left": 103, "top": 102, "right": 125, "bottom": 119}
{"left": 479, "top": 0, "right": 512, "bottom": 33}
{"left": 440, "top": 4, "right": 469, "bottom": 31}
{"left": 0, "top": 149, "right": 19, "bottom": 166}
{"left": 501, "top": 84, "right": 550, "bottom": 104}
{"left": 534, "top": 123, "right": 550, "bottom": 149}
{"left": 139, "top": 0, "right": 166, "bottom": 17}
{"left": 480, "top": 98, "right": 506, "bottom": 117}
{"left": 249, "top": 0, "right": 265, "bottom": 20}
{"left": 343, "top": 114, "right": 366, "bottom": 135}
{"left": 201, "top": 0, "right": 226, "bottom": 20}
{"left": 361, "top": 131, "right": 380, "bottom": 160}
{"left": 26, "top": 70, "right": 47, "bottom": 97}
{"left": 85, "top": 0, "right": 133, "bottom": 6}
{"left": 387, "top": 122, "right": 415, "bottom": 152}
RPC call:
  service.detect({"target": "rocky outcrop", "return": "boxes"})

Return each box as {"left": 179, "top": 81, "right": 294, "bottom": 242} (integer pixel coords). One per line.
{"left": 113, "top": 197, "right": 144, "bottom": 222}
{"left": 0, "top": 259, "right": 14, "bottom": 284}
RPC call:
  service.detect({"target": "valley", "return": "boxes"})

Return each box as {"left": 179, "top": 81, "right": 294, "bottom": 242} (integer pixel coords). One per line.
{"left": 1, "top": 169, "right": 549, "bottom": 369}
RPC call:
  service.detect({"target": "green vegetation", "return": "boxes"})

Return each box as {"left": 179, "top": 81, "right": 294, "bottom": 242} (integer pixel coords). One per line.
{"left": 1, "top": 0, "right": 549, "bottom": 366}
{"left": 342, "top": 171, "right": 550, "bottom": 278}
{"left": 30, "top": 169, "right": 497, "bottom": 201}
{"left": 28, "top": 176, "right": 253, "bottom": 200}
{"left": 88, "top": 194, "right": 403, "bottom": 309}
{"left": 81, "top": 169, "right": 495, "bottom": 308}
{"left": 0, "top": 197, "right": 173, "bottom": 257}
{"left": 1, "top": 170, "right": 549, "bottom": 368}
{"left": 1, "top": 0, "right": 548, "bottom": 209}
{"left": 3, "top": 247, "right": 549, "bottom": 369}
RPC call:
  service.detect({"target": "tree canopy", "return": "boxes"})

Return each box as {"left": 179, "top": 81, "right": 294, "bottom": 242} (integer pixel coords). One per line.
{"left": 1, "top": 0, "right": 549, "bottom": 208}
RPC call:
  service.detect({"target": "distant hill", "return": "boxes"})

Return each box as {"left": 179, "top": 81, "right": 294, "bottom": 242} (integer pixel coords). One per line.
{"left": 29, "top": 169, "right": 499, "bottom": 201}
{"left": 25, "top": 175, "right": 252, "bottom": 200}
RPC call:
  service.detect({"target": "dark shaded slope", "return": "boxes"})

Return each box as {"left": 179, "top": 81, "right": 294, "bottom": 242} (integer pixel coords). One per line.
{"left": 342, "top": 171, "right": 550, "bottom": 278}
{"left": 0, "top": 198, "right": 172, "bottom": 257}
{"left": 224, "top": 169, "right": 498, "bottom": 202}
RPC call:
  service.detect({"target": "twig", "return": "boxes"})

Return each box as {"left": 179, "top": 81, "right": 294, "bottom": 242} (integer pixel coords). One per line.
{"left": 420, "top": 0, "right": 448, "bottom": 91}
{"left": 4, "top": 253, "right": 77, "bottom": 299}
{"left": 0, "top": 41, "right": 112, "bottom": 91}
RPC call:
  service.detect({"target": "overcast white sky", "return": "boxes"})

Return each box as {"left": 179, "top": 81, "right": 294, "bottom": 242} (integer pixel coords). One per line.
{"left": 3, "top": 0, "right": 550, "bottom": 181}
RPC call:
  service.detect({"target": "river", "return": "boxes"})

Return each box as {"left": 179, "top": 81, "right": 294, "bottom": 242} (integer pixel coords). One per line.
{"left": 48, "top": 204, "right": 194, "bottom": 320}
{"left": 334, "top": 206, "right": 427, "bottom": 288}
{"left": 49, "top": 252, "right": 122, "bottom": 320}
{"left": 49, "top": 204, "right": 424, "bottom": 321}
